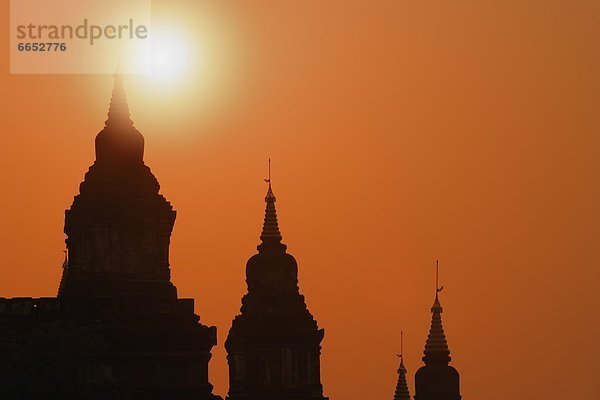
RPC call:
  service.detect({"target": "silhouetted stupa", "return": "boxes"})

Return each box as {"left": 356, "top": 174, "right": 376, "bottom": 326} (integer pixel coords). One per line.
{"left": 393, "top": 333, "right": 411, "bottom": 400}
{"left": 414, "top": 277, "right": 461, "bottom": 400}
{"left": 0, "top": 73, "right": 221, "bottom": 400}
{"left": 225, "top": 177, "right": 327, "bottom": 400}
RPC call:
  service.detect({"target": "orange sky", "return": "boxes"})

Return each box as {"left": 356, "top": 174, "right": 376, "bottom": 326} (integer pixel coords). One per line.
{"left": 1, "top": 1, "right": 599, "bottom": 399}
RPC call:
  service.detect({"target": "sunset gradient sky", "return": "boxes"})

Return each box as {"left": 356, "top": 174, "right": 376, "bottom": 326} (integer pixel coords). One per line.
{"left": 1, "top": 1, "right": 599, "bottom": 399}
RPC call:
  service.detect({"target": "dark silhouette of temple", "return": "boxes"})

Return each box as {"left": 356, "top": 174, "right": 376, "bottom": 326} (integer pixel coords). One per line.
{"left": 414, "top": 289, "right": 461, "bottom": 400}
{"left": 393, "top": 332, "right": 411, "bottom": 400}
{"left": 225, "top": 174, "right": 328, "bottom": 400}
{"left": 0, "top": 73, "right": 465, "bottom": 400}
{"left": 0, "top": 73, "right": 220, "bottom": 400}
{"left": 394, "top": 264, "right": 462, "bottom": 400}
{"left": 59, "top": 72, "right": 220, "bottom": 400}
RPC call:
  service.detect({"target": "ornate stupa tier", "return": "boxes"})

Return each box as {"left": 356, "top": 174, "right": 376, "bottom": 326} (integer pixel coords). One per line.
{"left": 258, "top": 182, "right": 286, "bottom": 252}
{"left": 423, "top": 295, "right": 451, "bottom": 365}
{"left": 394, "top": 358, "right": 411, "bottom": 400}
{"left": 68, "top": 162, "right": 174, "bottom": 225}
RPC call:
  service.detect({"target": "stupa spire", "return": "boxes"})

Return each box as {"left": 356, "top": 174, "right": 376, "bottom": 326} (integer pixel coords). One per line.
{"left": 105, "top": 60, "right": 133, "bottom": 128}
{"left": 94, "top": 61, "right": 144, "bottom": 164}
{"left": 394, "top": 331, "right": 411, "bottom": 400}
{"left": 226, "top": 161, "right": 327, "bottom": 400}
{"left": 258, "top": 159, "right": 286, "bottom": 252}
{"left": 423, "top": 260, "right": 451, "bottom": 365}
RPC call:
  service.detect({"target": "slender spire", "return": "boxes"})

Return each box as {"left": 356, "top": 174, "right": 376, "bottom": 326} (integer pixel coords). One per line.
{"left": 105, "top": 60, "right": 133, "bottom": 128}
{"left": 435, "top": 259, "right": 444, "bottom": 298}
{"left": 398, "top": 331, "right": 406, "bottom": 373}
{"left": 394, "top": 331, "right": 411, "bottom": 400}
{"left": 423, "top": 260, "right": 451, "bottom": 365}
{"left": 258, "top": 159, "right": 286, "bottom": 252}
{"left": 95, "top": 60, "right": 144, "bottom": 163}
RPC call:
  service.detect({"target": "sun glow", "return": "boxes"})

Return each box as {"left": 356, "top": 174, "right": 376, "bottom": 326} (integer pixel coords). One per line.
{"left": 118, "top": 25, "right": 198, "bottom": 86}
{"left": 91, "top": 3, "right": 241, "bottom": 137}
{"left": 147, "top": 29, "right": 193, "bottom": 84}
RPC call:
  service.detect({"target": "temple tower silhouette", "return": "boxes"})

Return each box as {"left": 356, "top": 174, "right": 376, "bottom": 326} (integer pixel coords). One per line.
{"left": 393, "top": 332, "right": 411, "bottom": 400}
{"left": 414, "top": 263, "right": 461, "bottom": 400}
{"left": 225, "top": 173, "right": 327, "bottom": 400}
{"left": 58, "top": 73, "right": 220, "bottom": 400}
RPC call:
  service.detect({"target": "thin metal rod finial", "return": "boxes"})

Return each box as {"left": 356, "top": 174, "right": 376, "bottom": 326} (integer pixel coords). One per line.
{"left": 400, "top": 330, "right": 404, "bottom": 358}
{"left": 264, "top": 158, "right": 272, "bottom": 184}
{"left": 436, "top": 259, "right": 444, "bottom": 294}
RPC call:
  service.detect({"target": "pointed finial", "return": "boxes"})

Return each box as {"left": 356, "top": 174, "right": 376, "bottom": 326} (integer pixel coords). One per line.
{"left": 396, "top": 330, "right": 406, "bottom": 368}
{"left": 258, "top": 159, "right": 286, "bottom": 252}
{"left": 264, "top": 158, "right": 273, "bottom": 196}
{"left": 105, "top": 58, "right": 133, "bottom": 128}
{"left": 435, "top": 259, "right": 444, "bottom": 298}
{"left": 399, "top": 330, "right": 404, "bottom": 360}
{"left": 396, "top": 331, "right": 405, "bottom": 363}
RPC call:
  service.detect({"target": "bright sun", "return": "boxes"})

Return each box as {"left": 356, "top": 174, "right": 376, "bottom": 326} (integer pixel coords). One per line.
{"left": 120, "top": 26, "right": 195, "bottom": 86}
{"left": 109, "top": 11, "right": 235, "bottom": 132}
{"left": 149, "top": 31, "right": 190, "bottom": 82}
